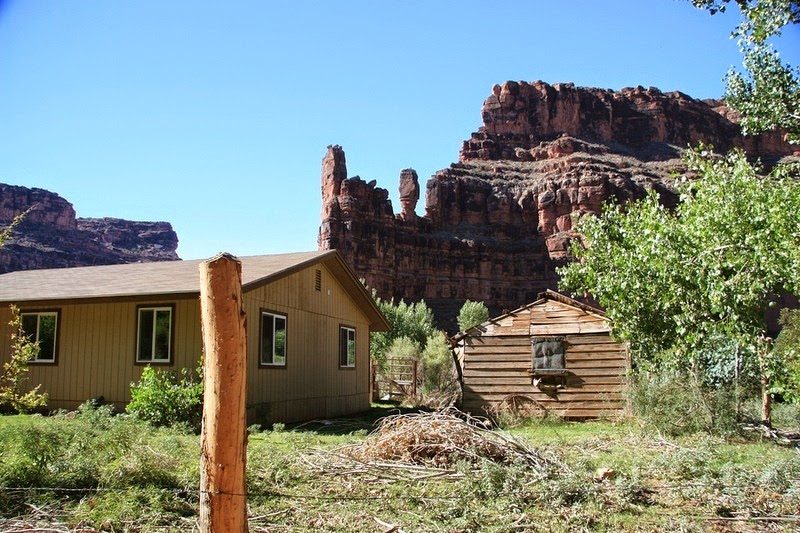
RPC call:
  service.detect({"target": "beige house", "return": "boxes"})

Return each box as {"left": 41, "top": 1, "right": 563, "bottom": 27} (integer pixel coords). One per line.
{"left": 0, "top": 250, "right": 390, "bottom": 423}
{"left": 453, "top": 290, "right": 629, "bottom": 419}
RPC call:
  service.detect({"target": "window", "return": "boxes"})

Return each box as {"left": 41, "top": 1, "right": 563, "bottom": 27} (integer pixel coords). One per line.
{"left": 339, "top": 326, "right": 356, "bottom": 367}
{"left": 137, "top": 306, "right": 172, "bottom": 363}
{"left": 531, "top": 336, "right": 566, "bottom": 375}
{"left": 20, "top": 311, "right": 58, "bottom": 363}
{"left": 260, "top": 311, "right": 287, "bottom": 366}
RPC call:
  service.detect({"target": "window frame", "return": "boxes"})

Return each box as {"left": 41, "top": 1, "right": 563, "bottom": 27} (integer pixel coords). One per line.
{"left": 530, "top": 335, "right": 567, "bottom": 375}
{"left": 20, "top": 310, "right": 60, "bottom": 365}
{"left": 135, "top": 304, "right": 174, "bottom": 365}
{"left": 339, "top": 325, "right": 356, "bottom": 369}
{"left": 259, "top": 309, "right": 288, "bottom": 368}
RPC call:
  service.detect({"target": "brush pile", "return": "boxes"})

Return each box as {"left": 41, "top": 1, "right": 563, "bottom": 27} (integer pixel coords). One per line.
{"left": 341, "top": 408, "right": 562, "bottom": 472}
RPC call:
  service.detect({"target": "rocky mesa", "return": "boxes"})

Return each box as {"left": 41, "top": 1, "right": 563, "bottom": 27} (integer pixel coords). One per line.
{"left": 0, "top": 183, "right": 179, "bottom": 273}
{"left": 318, "top": 81, "right": 797, "bottom": 331}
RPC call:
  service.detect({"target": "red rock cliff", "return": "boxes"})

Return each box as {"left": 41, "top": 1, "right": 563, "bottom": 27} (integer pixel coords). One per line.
{"left": 319, "top": 81, "right": 796, "bottom": 331}
{"left": 0, "top": 183, "right": 180, "bottom": 273}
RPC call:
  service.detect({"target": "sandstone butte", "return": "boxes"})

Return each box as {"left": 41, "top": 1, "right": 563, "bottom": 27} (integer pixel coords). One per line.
{"left": 0, "top": 183, "right": 179, "bottom": 273}
{"left": 318, "top": 80, "right": 799, "bottom": 332}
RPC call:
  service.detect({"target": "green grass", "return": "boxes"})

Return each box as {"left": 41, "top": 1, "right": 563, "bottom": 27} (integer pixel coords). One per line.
{"left": 0, "top": 405, "right": 798, "bottom": 531}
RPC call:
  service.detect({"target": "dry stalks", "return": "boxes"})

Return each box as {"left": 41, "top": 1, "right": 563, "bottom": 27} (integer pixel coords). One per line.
{"left": 328, "top": 408, "right": 564, "bottom": 479}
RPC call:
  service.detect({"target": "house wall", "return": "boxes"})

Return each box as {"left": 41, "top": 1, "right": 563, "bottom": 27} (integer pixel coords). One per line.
{"left": 0, "top": 263, "right": 373, "bottom": 422}
{"left": 460, "top": 299, "right": 628, "bottom": 419}
{"left": 0, "top": 296, "right": 202, "bottom": 411}
{"left": 242, "top": 263, "right": 372, "bottom": 423}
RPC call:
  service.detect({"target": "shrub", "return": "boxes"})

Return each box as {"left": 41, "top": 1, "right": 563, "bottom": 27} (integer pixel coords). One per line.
{"left": 457, "top": 300, "right": 489, "bottom": 332}
{"left": 419, "top": 332, "right": 459, "bottom": 403}
{"left": 771, "top": 308, "right": 800, "bottom": 403}
{"left": 628, "top": 371, "right": 741, "bottom": 437}
{"left": 127, "top": 364, "right": 203, "bottom": 430}
{"left": 385, "top": 336, "right": 420, "bottom": 360}
{"left": 0, "top": 306, "right": 48, "bottom": 413}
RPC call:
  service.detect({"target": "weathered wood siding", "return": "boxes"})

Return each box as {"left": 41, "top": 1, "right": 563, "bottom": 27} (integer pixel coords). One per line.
{"left": 242, "top": 263, "right": 372, "bottom": 423}
{"left": 460, "top": 299, "right": 628, "bottom": 419}
{"left": 0, "top": 263, "right": 372, "bottom": 422}
{"left": 0, "top": 297, "right": 202, "bottom": 411}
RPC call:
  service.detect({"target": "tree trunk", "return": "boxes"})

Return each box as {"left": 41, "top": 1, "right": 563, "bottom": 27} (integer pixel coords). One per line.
{"left": 758, "top": 337, "right": 773, "bottom": 428}
{"left": 199, "top": 253, "right": 249, "bottom": 533}
{"left": 761, "top": 372, "right": 772, "bottom": 427}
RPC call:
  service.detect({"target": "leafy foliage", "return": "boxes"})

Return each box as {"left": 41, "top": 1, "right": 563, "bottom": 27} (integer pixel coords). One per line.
{"left": 0, "top": 306, "right": 48, "bottom": 413}
{"left": 693, "top": 0, "right": 800, "bottom": 142}
{"left": 456, "top": 299, "right": 489, "bottom": 332}
{"left": 559, "top": 148, "right": 800, "bottom": 390}
{"left": 419, "top": 332, "right": 459, "bottom": 400}
{"left": 771, "top": 308, "right": 800, "bottom": 401}
{"left": 368, "top": 289, "right": 437, "bottom": 369}
{"left": 127, "top": 364, "right": 203, "bottom": 430}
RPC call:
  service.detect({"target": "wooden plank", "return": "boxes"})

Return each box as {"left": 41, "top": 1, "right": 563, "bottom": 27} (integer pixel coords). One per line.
{"left": 464, "top": 379, "right": 626, "bottom": 392}
{"left": 530, "top": 322, "right": 609, "bottom": 335}
{"left": 464, "top": 387, "right": 624, "bottom": 400}
{"left": 464, "top": 336, "right": 532, "bottom": 347}
{"left": 565, "top": 334, "right": 621, "bottom": 345}
{"left": 464, "top": 352, "right": 531, "bottom": 366}
{"left": 465, "top": 361, "right": 531, "bottom": 370}
{"left": 566, "top": 343, "right": 627, "bottom": 353}
{"left": 463, "top": 369, "right": 533, "bottom": 378}
{"left": 566, "top": 359, "right": 629, "bottom": 369}
{"left": 461, "top": 396, "right": 624, "bottom": 410}
{"left": 566, "top": 354, "right": 628, "bottom": 363}
{"left": 465, "top": 346, "right": 531, "bottom": 356}
{"left": 569, "top": 367, "right": 629, "bottom": 377}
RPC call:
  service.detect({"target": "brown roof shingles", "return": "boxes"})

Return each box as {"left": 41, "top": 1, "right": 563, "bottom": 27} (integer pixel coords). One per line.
{"left": 0, "top": 250, "right": 332, "bottom": 303}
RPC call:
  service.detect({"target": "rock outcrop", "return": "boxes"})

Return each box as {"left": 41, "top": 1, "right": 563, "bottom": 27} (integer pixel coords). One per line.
{"left": 319, "top": 81, "right": 796, "bottom": 331}
{"left": 0, "top": 183, "right": 179, "bottom": 273}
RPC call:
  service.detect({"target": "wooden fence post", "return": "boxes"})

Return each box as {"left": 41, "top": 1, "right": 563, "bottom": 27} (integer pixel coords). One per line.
{"left": 199, "top": 253, "right": 249, "bottom": 533}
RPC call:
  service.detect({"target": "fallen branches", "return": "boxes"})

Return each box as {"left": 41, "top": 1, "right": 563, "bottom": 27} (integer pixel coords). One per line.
{"left": 311, "top": 408, "right": 565, "bottom": 484}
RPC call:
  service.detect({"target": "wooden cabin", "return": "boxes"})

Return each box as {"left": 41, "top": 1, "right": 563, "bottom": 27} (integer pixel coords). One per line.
{"left": 0, "top": 250, "right": 390, "bottom": 423}
{"left": 453, "top": 290, "right": 628, "bottom": 419}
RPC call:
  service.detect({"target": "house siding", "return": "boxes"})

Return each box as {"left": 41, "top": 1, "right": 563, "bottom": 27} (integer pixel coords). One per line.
{"left": 0, "top": 260, "right": 372, "bottom": 422}
{"left": 242, "top": 263, "right": 371, "bottom": 422}
{"left": 460, "top": 298, "right": 629, "bottom": 419}
{"left": 0, "top": 298, "right": 202, "bottom": 411}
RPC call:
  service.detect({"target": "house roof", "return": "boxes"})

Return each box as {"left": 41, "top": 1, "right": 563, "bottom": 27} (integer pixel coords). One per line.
{"left": 451, "top": 289, "right": 606, "bottom": 342}
{"left": 0, "top": 250, "right": 391, "bottom": 331}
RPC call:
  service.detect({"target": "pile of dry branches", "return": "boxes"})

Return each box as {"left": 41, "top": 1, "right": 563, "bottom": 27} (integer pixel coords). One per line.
{"left": 341, "top": 408, "right": 562, "bottom": 471}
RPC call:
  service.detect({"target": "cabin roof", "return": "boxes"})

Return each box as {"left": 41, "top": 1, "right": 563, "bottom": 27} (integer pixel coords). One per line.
{"left": 0, "top": 250, "right": 391, "bottom": 331}
{"left": 452, "top": 289, "right": 606, "bottom": 342}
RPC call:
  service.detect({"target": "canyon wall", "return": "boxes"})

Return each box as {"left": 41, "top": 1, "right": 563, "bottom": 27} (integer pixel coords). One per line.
{"left": 319, "top": 81, "right": 796, "bottom": 331}
{"left": 0, "top": 183, "right": 179, "bottom": 273}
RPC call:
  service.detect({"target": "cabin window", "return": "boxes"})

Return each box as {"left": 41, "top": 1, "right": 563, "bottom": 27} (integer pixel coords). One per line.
{"left": 136, "top": 306, "right": 173, "bottom": 364}
{"left": 260, "top": 311, "right": 287, "bottom": 367}
{"left": 531, "top": 336, "right": 566, "bottom": 374}
{"left": 339, "top": 326, "right": 356, "bottom": 368}
{"left": 20, "top": 311, "right": 59, "bottom": 363}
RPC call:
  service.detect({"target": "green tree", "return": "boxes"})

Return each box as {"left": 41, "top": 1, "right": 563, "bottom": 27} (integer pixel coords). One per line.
{"left": 559, "top": 148, "right": 800, "bottom": 418}
{"left": 456, "top": 300, "right": 489, "bottom": 332}
{"left": 368, "top": 289, "right": 437, "bottom": 369}
{"left": 693, "top": 0, "right": 800, "bottom": 142}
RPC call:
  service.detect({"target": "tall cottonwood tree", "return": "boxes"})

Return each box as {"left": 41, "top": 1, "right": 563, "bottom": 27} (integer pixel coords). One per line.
{"left": 693, "top": 0, "right": 800, "bottom": 142}
{"left": 559, "top": 148, "right": 800, "bottom": 420}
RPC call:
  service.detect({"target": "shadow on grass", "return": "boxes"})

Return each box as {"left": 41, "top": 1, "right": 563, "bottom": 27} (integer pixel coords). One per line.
{"left": 282, "top": 402, "right": 425, "bottom": 436}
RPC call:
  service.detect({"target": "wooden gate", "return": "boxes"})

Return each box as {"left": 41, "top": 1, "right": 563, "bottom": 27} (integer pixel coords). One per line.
{"left": 371, "top": 357, "right": 418, "bottom": 402}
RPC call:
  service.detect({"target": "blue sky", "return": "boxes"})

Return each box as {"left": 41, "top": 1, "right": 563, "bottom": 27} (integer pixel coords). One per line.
{"left": 1, "top": 1, "right": 798, "bottom": 260}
